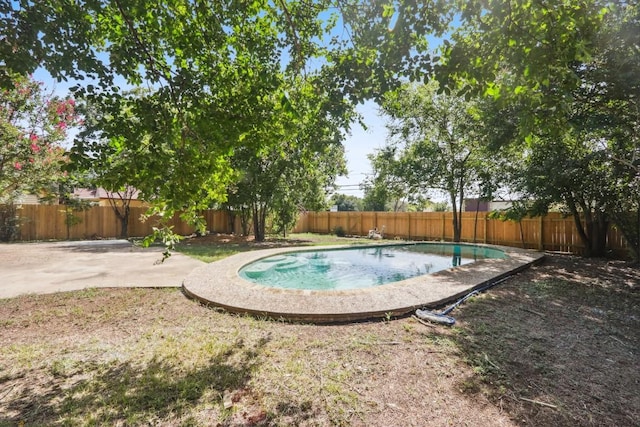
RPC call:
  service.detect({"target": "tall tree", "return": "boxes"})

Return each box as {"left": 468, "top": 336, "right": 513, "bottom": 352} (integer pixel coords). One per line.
{"left": 481, "top": 3, "right": 640, "bottom": 259}
{"left": 362, "top": 145, "right": 410, "bottom": 212}
{"left": 439, "top": 0, "right": 612, "bottom": 108}
{"left": 329, "top": 193, "right": 363, "bottom": 212}
{"left": 0, "top": 0, "right": 458, "bottom": 250}
{"left": 72, "top": 89, "right": 162, "bottom": 239}
{"left": 379, "top": 81, "right": 486, "bottom": 241}
{"left": 2, "top": 1, "right": 330, "bottom": 249}
{"left": 0, "top": 0, "right": 454, "bottom": 200}
{"left": 5, "top": 0, "right": 636, "bottom": 259}
{"left": 226, "top": 81, "right": 350, "bottom": 241}
{"left": 581, "top": 2, "right": 640, "bottom": 260}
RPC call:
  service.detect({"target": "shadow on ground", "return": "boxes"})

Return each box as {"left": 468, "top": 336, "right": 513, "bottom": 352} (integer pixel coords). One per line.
{"left": 446, "top": 255, "right": 639, "bottom": 426}
{"left": 4, "top": 338, "right": 267, "bottom": 425}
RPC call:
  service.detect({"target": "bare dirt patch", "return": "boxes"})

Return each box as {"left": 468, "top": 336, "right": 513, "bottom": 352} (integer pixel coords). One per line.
{"left": 0, "top": 253, "right": 637, "bottom": 426}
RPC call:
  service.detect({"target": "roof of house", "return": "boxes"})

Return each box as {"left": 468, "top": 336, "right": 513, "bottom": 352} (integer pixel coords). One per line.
{"left": 72, "top": 187, "right": 141, "bottom": 200}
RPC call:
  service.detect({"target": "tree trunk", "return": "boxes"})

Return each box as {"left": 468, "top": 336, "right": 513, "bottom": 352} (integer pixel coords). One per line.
{"left": 113, "top": 207, "right": 129, "bottom": 238}
{"left": 613, "top": 209, "right": 640, "bottom": 262}
{"left": 119, "top": 210, "right": 129, "bottom": 239}
{"left": 473, "top": 200, "right": 480, "bottom": 243}
{"left": 589, "top": 210, "right": 609, "bottom": 257}
{"left": 226, "top": 207, "right": 236, "bottom": 234}
{"left": 107, "top": 192, "right": 132, "bottom": 239}
{"left": 240, "top": 207, "right": 251, "bottom": 235}
{"left": 449, "top": 178, "right": 464, "bottom": 243}
{"left": 571, "top": 206, "right": 609, "bottom": 258}
{"left": 253, "top": 203, "right": 266, "bottom": 242}
{"left": 450, "top": 192, "right": 460, "bottom": 242}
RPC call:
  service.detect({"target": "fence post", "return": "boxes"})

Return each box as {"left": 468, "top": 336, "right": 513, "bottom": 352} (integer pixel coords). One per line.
{"left": 484, "top": 213, "right": 488, "bottom": 244}
{"left": 441, "top": 214, "right": 445, "bottom": 241}
{"left": 538, "top": 216, "right": 544, "bottom": 250}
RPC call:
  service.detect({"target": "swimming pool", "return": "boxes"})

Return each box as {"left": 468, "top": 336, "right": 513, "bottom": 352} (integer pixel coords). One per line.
{"left": 182, "top": 242, "right": 544, "bottom": 323}
{"left": 239, "top": 244, "right": 506, "bottom": 291}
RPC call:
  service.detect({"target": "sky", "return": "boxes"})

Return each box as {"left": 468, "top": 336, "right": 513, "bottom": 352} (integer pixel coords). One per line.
{"left": 335, "top": 101, "right": 387, "bottom": 198}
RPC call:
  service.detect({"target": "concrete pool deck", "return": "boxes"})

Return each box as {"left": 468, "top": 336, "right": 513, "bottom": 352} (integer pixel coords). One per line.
{"left": 0, "top": 240, "right": 205, "bottom": 299}
{"left": 183, "top": 243, "right": 545, "bottom": 323}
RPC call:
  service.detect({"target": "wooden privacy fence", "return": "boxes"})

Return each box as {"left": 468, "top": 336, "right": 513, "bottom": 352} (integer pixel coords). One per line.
{"left": 10, "top": 205, "right": 235, "bottom": 241}
{"left": 5, "top": 205, "right": 630, "bottom": 257}
{"left": 292, "top": 211, "right": 629, "bottom": 256}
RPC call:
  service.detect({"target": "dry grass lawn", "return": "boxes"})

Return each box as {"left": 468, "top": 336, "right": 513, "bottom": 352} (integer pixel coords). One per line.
{"left": 0, "top": 236, "right": 638, "bottom": 426}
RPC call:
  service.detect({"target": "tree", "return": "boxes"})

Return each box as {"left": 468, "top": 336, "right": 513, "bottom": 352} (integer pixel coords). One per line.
{"left": 481, "top": 3, "right": 640, "bottom": 259}
{"left": 0, "top": 1, "right": 456, "bottom": 237}
{"left": 379, "top": 81, "right": 487, "bottom": 241}
{"left": 2, "top": 1, "right": 330, "bottom": 250}
{"left": 329, "top": 194, "right": 363, "bottom": 212}
{"left": 362, "top": 145, "right": 411, "bottom": 212}
{"left": 5, "top": 0, "right": 636, "bottom": 259}
{"left": 225, "top": 81, "right": 350, "bottom": 241}
{"left": 361, "top": 184, "right": 389, "bottom": 212}
{"left": 579, "top": 2, "right": 640, "bottom": 260}
{"left": 0, "top": 74, "right": 75, "bottom": 203}
{"left": 71, "top": 89, "right": 155, "bottom": 239}
{"left": 439, "top": 1, "right": 612, "bottom": 109}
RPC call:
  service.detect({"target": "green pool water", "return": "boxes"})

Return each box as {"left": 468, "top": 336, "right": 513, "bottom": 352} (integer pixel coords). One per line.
{"left": 238, "top": 243, "right": 506, "bottom": 291}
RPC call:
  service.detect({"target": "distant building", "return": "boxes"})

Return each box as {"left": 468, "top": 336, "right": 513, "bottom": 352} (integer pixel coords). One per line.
{"left": 11, "top": 188, "right": 145, "bottom": 207}
{"left": 14, "top": 194, "right": 41, "bottom": 205}
{"left": 72, "top": 188, "right": 147, "bottom": 207}
{"left": 463, "top": 198, "right": 514, "bottom": 212}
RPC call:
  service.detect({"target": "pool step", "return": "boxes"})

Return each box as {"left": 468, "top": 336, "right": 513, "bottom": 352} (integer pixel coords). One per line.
{"left": 274, "top": 258, "right": 309, "bottom": 272}
{"left": 243, "top": 263, "right": 277, "bottom": 278}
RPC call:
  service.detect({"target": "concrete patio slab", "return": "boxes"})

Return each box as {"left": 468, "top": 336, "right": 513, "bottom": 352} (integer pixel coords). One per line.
{"left": 0, "top": 240, "right": 205, "bottom": 299}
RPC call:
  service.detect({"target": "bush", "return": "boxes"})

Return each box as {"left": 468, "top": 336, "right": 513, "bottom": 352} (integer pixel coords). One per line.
{"left": 0, "top": 203, "right": 20, "bottom": 242}
{"left": 332, "top": 225, "right": 346, "bottom": 237}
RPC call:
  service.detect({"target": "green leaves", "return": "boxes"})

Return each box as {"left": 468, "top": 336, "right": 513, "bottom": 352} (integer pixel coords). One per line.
{"left": 225, "top": 78, "right": 351, "bottom": 240}
{"left": 439, "top": 0, "right": 612, "bottom": 119}
{"left": 4, "top": 0, "right": 634, "bottom": 254}
{"left": 0, "top": 74, "right": 78, "bottom": 203}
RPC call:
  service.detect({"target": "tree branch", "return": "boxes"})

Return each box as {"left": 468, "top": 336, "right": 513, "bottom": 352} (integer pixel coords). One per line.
{"left": 277, "top": 0, "right": 302, "bottom": 73}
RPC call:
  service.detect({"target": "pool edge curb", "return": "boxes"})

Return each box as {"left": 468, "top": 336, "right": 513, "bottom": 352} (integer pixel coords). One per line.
{"left": 182, "top": 242, "right": 545, "bottom": 323}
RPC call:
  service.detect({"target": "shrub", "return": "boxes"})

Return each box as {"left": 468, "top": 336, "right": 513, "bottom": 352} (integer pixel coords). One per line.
{"left": 0, "top": 203, "right": 20, "bottom": 241}
{"left": 332, "top": 225, "right": 346, "bottom": 237}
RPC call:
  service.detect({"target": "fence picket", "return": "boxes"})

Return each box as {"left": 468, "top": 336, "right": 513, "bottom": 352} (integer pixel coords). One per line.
{"left": 2, "top": 206, "right": 630, "bottom": 257}
{"left": 293, "top": 211, "right": 629, "bottom": 257}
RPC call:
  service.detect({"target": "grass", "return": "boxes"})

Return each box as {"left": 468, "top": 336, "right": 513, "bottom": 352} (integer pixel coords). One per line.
{"left": 174, "top": 232, "right": 371, "bottom": 263}
{"left": 285, "top": 232, "right": 371, "bottom": 246}
{"left": 174, "top": 245, "right": 248, "bottom": 263}
{"left": 0, "top": 242, "right": 637, "bottom": 426}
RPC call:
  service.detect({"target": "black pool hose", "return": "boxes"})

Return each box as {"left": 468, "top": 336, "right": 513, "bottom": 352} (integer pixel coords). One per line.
{"left": 415, "top": 275, "right": 512, "bottom": 326}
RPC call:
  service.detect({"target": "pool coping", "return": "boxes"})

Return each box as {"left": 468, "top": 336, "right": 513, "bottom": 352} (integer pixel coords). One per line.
{"left": 182, "top": 242, "right": 545, "bottom": 323}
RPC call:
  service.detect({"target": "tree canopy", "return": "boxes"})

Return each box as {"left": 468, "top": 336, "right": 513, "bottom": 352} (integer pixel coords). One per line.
{"left": 376, "top": 80, "right": 488, "bottom": 240}
{"left": 1, "top": 0, "right": 638, "bottom": 257}
{"left": 224, "top": 80, "right": 350, "bottom": 241}
{"left": 478, "top": 2, "right": 640, "bottom": 259}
